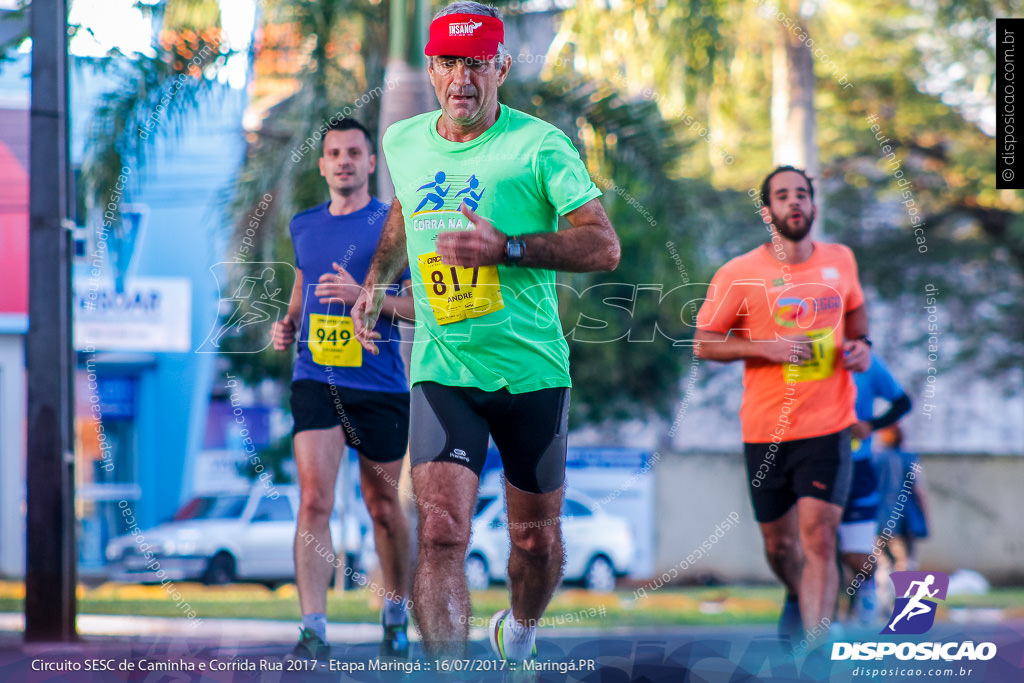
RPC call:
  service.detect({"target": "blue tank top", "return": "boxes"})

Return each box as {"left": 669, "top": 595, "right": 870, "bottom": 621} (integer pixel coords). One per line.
{"left": 290, "top": 199, "right": 411, "bottom": 393}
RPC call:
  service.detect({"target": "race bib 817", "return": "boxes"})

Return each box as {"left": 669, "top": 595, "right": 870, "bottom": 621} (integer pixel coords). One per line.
{"left": 417, "top": 252, "right": 504, "bottom": 326}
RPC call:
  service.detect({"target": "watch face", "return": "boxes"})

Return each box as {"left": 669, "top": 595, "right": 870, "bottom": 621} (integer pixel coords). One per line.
{"left": 506, "top": 239, "right": 524, "bottom": 262}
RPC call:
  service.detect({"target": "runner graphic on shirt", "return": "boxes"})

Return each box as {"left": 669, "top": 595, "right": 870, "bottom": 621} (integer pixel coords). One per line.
{"left": 415, "top": 171, "right": 451, "bottom": 212}
{"left": 454, "top": 175, "right": 485, "bottom": 211}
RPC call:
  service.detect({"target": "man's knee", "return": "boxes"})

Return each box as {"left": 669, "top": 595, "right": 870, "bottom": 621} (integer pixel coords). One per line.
{"left": 299, "top": 488, "right": 335, "bottom": 520}
{"left": 509, "top": 523, "right": 560, "bottom": 558}
{"left": 763, "top": 533, "right": 798, "bottom": 565}
{"left": 802, "top": 525, "right": 838, "bottom": 559}
{"left": 364, "top": 493, "right": 402, "bottom": 531}
{"left": 419, "top": 508, "right": 470, "bottom": 550}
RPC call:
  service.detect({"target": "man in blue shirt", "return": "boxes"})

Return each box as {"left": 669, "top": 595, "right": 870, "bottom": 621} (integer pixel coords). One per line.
{"left": 841, "top": 351, "right": 911, "bottom": 625}
{"left": 272, "top": 119, "right": 415, "bottom": 660}
{"left": 874, "top": 425, "right": 930, "bottom": 571}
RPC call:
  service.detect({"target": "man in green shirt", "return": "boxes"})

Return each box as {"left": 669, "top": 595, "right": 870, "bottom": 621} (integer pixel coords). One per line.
{"left": 351, "top": 0, "right": 620, "bottom": 660}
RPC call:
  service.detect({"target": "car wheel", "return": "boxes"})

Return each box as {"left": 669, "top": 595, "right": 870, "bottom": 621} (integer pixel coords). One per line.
{"left": 203, "top": 552, "right": 236, "bottom": 585}
{"left": 584, "top": 555, "right": 616, "bottom": 592}
{"left": 465, "top": 553, "right": 490, "bottom": 591}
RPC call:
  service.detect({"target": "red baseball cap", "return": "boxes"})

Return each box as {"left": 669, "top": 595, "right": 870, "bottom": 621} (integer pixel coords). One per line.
{"left": 425, "top": 13, "right": 504, "bottom": 61}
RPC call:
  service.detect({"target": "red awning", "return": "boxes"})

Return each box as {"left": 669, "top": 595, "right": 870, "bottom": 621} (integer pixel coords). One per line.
{"left": 0, "top": 134, "right": 29, "bottom": 317}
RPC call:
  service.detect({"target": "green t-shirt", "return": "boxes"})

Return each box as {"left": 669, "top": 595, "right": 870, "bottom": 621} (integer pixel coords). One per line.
{"left": 382, "top": 104, "right": 601, "bottom": 393}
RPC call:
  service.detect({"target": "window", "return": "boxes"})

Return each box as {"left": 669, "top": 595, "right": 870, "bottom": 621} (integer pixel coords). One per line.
{"left": 176, "top": 495, "right": 249, "bottom": 521}
{"left": 75, "top": 372, "right": 139, "bottom": 485}
{"left": 252, "top": 496, "right": 294, "bottom": 523}
{"left": 562, "top": 499, "right": 593, "bottom": 519}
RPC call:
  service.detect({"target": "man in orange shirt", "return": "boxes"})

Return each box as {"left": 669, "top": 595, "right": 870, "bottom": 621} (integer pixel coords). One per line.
{"left": 695, "top": 166, "right": 871, "bottom": 650}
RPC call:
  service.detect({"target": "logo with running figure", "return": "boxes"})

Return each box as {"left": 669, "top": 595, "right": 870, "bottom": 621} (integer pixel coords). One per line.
{"left": 198, "top": 262, "right": 294, "bottom": 353}
{"left": 883, "top": 571, "right": 949, "bottom": 635}
{"left": 413, "top": 171, "right": 486, "bottom": 215}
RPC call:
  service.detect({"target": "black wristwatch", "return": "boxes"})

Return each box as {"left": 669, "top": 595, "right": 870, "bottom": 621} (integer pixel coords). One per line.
{"left": 855, "top": 335, "right": 873, "bottom": 347}
{"left": 504, "top": 236, "right": 526, "bottom": 266}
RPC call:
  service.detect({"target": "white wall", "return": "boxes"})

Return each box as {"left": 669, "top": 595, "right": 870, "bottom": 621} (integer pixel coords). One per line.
{"left": 651, "top": 453, "right": 1024, "bottom": 585}
{"left": 651, "top": 454, "right": 774, "bottom": 583}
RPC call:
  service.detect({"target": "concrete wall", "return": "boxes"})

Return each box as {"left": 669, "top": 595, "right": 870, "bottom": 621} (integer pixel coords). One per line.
{"left": 652, "top": 454, "right": 773, "bottom": 583}
{"left": 915, "top": 455, "right": 1024, "bottom": 584}
{"left": 652, "top": 453, "right": 1024, "bottom": 585}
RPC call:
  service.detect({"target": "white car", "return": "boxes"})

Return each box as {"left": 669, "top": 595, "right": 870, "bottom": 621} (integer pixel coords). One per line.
{"left": 105, "top": 485, "right": 366, "bottom": 587}
{"left": 464, "top": 488, "right": 635, "bottom": 592}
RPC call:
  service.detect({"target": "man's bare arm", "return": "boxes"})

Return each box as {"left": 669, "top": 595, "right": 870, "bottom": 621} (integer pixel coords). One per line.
{"left": 694, "top": 329, "right": 812, "bottom": 364}
{"left": 844, "top": 304, "right": 869, "bottom": 340}
{"left": 286, "top": 270, "right": 303, "bottom": 327}
{"left": 841, "top": 304, "right": 871, "bottom": 371}
{"left": 436, "top": 198, "right": 620, "bottom": 273}
{"left": 521, "top": 198, "right": 620, "bottom": 272}
{"left": 271, "top": 270, "right": 304, "bottom": 350}
{"left": 315, "top": 264, "right": 413, "bottom": 323}
{"left": 352, "top": 200, "right": 410, "bottom": 352}
{"left": 378, "top": 279, "right": 415, "bottom": 322}
{"left": 362, "top": 200, "right": 410, "bottom": 305}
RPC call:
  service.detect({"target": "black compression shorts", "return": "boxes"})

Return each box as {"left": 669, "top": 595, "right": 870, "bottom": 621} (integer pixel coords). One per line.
{"left": 409, "top": 382, "right": 570, "bottom": 494}
{"left": 744, "top": 428, "right": 852, "bottom": 523}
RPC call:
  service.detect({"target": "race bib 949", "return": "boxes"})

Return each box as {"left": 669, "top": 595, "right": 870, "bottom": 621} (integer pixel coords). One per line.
{"left": 307, "top": 314, "right": 362, "bottom": 367}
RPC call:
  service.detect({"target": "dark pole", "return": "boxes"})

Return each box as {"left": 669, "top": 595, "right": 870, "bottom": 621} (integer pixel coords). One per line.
{"left": 25, "top": 0, "right": 77, "bottom": 642}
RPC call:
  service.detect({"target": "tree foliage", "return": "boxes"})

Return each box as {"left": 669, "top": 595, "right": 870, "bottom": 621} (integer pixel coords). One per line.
{"left": 499, "top": 75, "right": 704, "bottom": 423}
{"left": 218, "top": 0, "right": 1021, "bottom": 428}
{"left": 79, "top": 0, "right": 229, "bottom": 287}
{"left": 220, "top": 1, "right": 711, "bottom": 424}
{"left": 219, "top": 0, "right": 390, "bottom": 388}
{"left": 555, "top": 0, "right": 1022, "bottom": 394}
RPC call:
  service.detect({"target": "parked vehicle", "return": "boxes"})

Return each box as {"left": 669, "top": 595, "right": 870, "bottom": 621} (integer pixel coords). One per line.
{"left": 105, "top": 485, "right": 367, "bottom": 587}
{"left": 464, "top": 488, "right": 635, "bottom": 592}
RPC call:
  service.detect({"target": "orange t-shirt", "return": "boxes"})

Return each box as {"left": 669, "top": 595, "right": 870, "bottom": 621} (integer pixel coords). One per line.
{"left": 696, "top": 242, "right": 865, "bottom": 443}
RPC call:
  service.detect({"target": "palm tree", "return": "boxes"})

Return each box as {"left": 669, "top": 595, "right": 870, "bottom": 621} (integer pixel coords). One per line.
{"left": 218, "top": 0, "right": 396, "bottom": 387}
{"left": 81, "top": 0, "right": 228, "bottom": 288}
{"left": 376, "top": 0, "right": 433, "bottom": 200}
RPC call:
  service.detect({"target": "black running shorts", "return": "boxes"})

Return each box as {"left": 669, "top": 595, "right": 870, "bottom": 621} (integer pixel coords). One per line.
{"left": 743, "top": 428, "right": 852, "bottom": 523}
{"left": 290, "top": 379, "right": 410, "bottom": 463}
{"left": 409, "top": 382, "right": 570, "bottom": 494}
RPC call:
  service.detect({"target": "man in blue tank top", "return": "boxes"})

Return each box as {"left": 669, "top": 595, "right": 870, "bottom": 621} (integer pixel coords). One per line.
{"left": 271, "top": 119, "right": 415, "bottom": 660}
{"left": 840, "top": 351, "right": 911, "bottom": 626}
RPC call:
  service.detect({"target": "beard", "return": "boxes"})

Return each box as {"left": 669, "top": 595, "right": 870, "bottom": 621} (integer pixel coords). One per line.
{"left": 770, "top": 206, "right": 815, "bottom": 241}
{"left": 331, "top": 169, "right": 366, "bottom": 195}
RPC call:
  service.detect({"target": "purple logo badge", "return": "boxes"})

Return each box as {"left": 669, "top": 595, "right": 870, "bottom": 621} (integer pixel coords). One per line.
{"left": 883, "top": 571, "right": 949, "bottom": 635}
